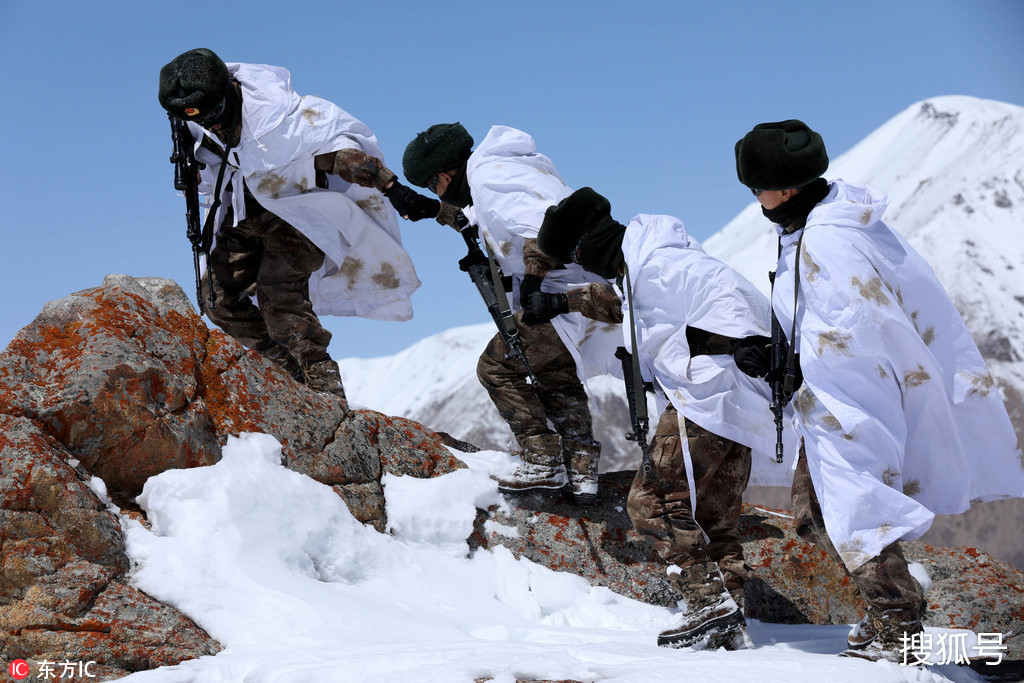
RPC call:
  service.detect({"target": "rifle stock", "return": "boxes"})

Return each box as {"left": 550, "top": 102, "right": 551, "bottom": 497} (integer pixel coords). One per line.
{"left": 168, "top": 113, "right": 214, "bottom": 314}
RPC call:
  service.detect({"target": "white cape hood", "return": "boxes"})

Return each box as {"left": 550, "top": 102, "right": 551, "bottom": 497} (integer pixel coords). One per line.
{"left": 191, "top": 63, "right": 419, "bottom": 321}
{"left": 773, "top": 179, "right": 1024, "bottom": 570}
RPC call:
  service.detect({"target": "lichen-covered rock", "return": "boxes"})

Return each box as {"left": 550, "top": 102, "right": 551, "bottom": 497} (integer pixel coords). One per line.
{"left": 0, "top": 274, "right": 463, "bottom": 678}
{"left": 0, "top": 414, "right": 218, "bottom": 678}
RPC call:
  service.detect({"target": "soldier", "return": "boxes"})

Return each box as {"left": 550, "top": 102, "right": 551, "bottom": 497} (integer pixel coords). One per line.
{"left": 158, "top": 48, "right": 420, "bottom": 398}
{"left": 536, "top": 187, "right": 790, "bottom": 651}
{"left": 400, "top": 123, "right": 623, "bottom": 504}
{"left": 733, "top": 119, "right": 1024, "bottom": 661}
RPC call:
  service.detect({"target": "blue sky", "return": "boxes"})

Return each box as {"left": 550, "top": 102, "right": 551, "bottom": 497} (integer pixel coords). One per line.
{"left": 1, "top": 0, "right": 1022, "bottom": 360}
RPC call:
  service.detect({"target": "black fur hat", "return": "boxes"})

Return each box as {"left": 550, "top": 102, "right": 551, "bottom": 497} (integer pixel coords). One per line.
{"left": 158, "top": 48, "right": 230, "bottom": 121}
{"left": 735, "top": 119, "right": 829, "bottom": 190}
{"left": 537, "top": 187, "right": 614, "bottom": 263}
{"left": 402, "top": 123, "right": 474, "bottom": 188}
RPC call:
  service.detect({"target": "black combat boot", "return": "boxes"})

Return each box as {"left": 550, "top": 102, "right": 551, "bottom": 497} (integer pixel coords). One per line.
{"left": 657, "top": 561, "right": 753, "bottom": 651}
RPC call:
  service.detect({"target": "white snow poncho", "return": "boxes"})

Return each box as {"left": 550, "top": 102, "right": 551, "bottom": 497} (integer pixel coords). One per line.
{"left": 621, "top": 214, "right": 798, "bottom": 487}
{"left": 461, "top": 126, "right": 622, "bottom": 383}
{"left": 190, "top": 62, "right": 420, "bottom": 321}
{"left": 773, "top": 179, "right": 1024, "bottom": 570}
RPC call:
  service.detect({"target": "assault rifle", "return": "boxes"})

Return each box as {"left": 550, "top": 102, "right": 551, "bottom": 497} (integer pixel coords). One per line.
{"left": 457, "top": 217, "right": 539, "bottom": 385}
{"left": 767, "top": 270, "right": 788, "bottom": 464}
{"left": 615, "top": 346, "right": 651, "bottom": 472}
{"left": 168, "top": 113, "right": 214, "bottom": 314}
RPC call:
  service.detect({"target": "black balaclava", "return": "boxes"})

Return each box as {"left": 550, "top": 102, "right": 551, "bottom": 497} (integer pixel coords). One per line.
{"left": 762, "top": 177, "right": 830, "bottom": 232}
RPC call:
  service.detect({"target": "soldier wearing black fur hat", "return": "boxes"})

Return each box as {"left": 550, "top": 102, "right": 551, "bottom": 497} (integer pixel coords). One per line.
{"left": 537, "top": 187, "right": 791, "bottom": 651}
{"left": 158, "top": 48, "right": 423, "bottom": 400}
{"left": 733, "top": 119, "right": 1024, "bottom": 661}
{"left": 401, "top": 123, "right": 624, "bottom": 505}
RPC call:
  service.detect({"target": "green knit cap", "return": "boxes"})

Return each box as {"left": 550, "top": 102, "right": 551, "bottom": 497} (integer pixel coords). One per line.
{"left": 402, "top": 123, "right": 474, "bottom": 188}
{"left": 537, "top": 187, "right": 614, "bottom": 264}
{"left": 159, "top": 48, "right": 230, "bottom": 121}
{"left": 735, "top": 119, "right": 829, "bottom": 190}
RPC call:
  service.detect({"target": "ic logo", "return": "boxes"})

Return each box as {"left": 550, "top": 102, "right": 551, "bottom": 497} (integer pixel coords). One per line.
{"left": 8, "top": 659, "right": 30, "bottom": 679}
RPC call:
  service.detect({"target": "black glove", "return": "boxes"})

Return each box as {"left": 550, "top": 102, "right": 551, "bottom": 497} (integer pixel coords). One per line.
{"left": 519, "top": 274, "right": 543, "bottom": 309}
{"left": 732, "top": 335, "right": 772, "bottom": 377}
{"left": 384, "top": 180, "right": 441, "bottom": 222}
{"left": 523, "top": 291, "right": 569, "bottom": 325}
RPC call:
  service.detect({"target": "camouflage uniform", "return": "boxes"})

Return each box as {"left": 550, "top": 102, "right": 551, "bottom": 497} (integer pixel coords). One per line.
{"left": 197, "top": 113, "right": 391, "bottom": 395}
{"left": 203, "top": 189, "right": 331, "bottom": 377}
{"left": 479, "top": 281, "right": 621, "bottom": 495}
{"left": 628, "top": 404, "right": 752, "bottom": 593}
{"left": 791, "top": 443, "right": 925, "bottom": 654}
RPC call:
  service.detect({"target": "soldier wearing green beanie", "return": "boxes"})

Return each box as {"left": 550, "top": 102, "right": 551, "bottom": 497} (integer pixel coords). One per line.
{"left": 401, "top": 123, "right": 625, "bottom": 505}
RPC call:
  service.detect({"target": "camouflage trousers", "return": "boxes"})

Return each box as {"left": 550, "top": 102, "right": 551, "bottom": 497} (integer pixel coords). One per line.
{"left": 203, "top": 201, "right": 331, "bottom": 368}
{"left": 791, "top": 444, "right": 924, "bottom": 614}
{"left": 476, "top": 313, "right": 600, "bottom": 475}
{"left": 627, "top": 404, "right": 752, "bottom": 591}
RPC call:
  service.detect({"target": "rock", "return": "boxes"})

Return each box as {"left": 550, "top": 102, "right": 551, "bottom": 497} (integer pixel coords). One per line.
{"left": 0, "top": 414, "right": 218, "bottom": 678}
{"left": 472, "top": 471, "right": 1024, "bottom": 659}
{"left": 0, "top": 275, "right": 462, "bottom": 678}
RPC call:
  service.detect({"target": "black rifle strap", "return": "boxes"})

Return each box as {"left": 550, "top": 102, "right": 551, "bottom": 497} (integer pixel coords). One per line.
{"left": 622, "top": 264, "right": 650, "bottom": 469}
{"left": 201, "top": 137, "right": 235, "bottom": 245}
{"left": 486, "top": 243, "right": 518, "bottom": 339}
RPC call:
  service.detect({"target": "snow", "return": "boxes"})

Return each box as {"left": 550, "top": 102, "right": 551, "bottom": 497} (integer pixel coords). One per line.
{"left": 112, "top": 433, "right": 988, "bottom": 683}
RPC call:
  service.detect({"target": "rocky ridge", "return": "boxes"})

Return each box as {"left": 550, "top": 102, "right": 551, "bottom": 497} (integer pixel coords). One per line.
{"left": 0, "top": 275, "right": 1021, "bottom": 680}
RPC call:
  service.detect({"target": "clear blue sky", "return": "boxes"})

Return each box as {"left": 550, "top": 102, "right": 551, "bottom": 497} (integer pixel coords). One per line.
{"left": 1, "top": 0, "right": 1022, "bottom": 360}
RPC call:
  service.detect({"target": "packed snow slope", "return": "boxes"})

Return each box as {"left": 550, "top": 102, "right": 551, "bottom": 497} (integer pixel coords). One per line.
{"left": 114, "top": 433, "right": 989, "bottom": 682}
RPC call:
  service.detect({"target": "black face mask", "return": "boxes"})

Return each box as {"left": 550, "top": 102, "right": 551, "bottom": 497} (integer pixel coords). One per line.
{"left": 439, "top": 162, "right": 473, "bottom": 208}
{"left": 762, "top": 177, "right": 830, "bottom": 232}
{"left": 573, "top": 217, "right": 627, "bottom": 279}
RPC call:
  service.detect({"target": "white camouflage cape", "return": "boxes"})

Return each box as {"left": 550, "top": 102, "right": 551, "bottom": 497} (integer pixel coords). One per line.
{"left": 190, "top": 62, "right": 420, "bottom": 321}
{"left": 773, "top": 179, "right": 1024, "bottom": 570}
{"left": 621, "top": 214, "right": 798, "bottom": 488}
{"left": 461, "top": 126, "right": 622, "bottom": 383}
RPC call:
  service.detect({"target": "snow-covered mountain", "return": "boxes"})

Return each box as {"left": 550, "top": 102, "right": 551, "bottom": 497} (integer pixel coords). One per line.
{"left": 343, "top": 95, "right": 1024, "bottom": 470}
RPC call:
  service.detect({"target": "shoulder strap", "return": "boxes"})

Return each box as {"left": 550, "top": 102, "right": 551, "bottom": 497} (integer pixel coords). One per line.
{"left": 623, "top": 264, "right": 651, "bottom": 471}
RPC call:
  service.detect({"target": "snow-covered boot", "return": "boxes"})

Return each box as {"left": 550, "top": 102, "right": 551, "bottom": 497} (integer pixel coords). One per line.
{"left": 563, "top": 438, "right": 600, "bottom": 506}
{"left": 657, "top": 561, "right": 752, "bottom": 651}
{"left": 303, "top": 358, "right": 347, "bottom": 399}
{"left": 839, "top": 607, "right": 924, "bottom": 663}
{"left": 496, "top": 434, "right": 568, "bottom": 496}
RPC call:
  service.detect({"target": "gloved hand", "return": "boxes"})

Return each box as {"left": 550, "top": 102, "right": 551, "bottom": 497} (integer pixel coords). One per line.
{"left": 436, "top": 201, "right": 468, "bottom": 231}
{"left": 383, "top": 180, "right": 441, "bottom": 221}
{"left": 732, "top": 335, "right": 772, "bottom": 377}
{"left": 523, "top": 291, "right": 569, "bottom": 325}
{"left": 332, "top": 148, "right": 385, "bottom": 188}
{"left": 519, "top": 275, "right": 543, "bottom": 311}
